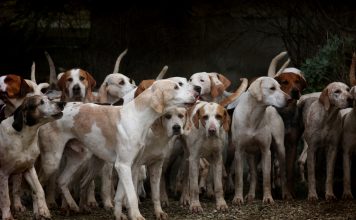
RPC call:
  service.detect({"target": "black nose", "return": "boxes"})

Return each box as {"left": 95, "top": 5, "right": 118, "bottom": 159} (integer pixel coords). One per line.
{"left": 347, "top": 97, "right": 353, "bottom": 107}
{"left": 291, "top": 89, "right": 300, "bottom": 99}
{"left": 172, "top": 124, "right": 181, "bottom": 134}
{"left": 208, "top": 128, "right": 216, "bottom": 136}
{"left": 56, "top": 102, "right": 66, "bottom": 110}
{"left": 194, "top": 86, "right": 201, "bottom": 94}
{"left": 73, "top": 84, "right": 81, "bottom": 94}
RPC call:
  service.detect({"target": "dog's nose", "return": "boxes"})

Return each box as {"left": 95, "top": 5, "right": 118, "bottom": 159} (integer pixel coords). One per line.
{"left": 347, "top": 97, "right": 353, "bottom": 107}
{"left": 172, "top": 124, "right": 181, "bottom": 134}
{"left": 291, "top": 88, "right": 300, "bottom": 99}
{"left": 194, "top": 86, "right": 201, "bottom": 94}
{"left": 72, "top": 84, "right": 81, "bottom": 94}
{"left": 286, "top": 94, "right": 293, "bottom": 103}
{"left": 56, "top": 102, "right": 66, "bottom": 110}
{"left": 208, "top": 128, "right": 216, "bottom": 136}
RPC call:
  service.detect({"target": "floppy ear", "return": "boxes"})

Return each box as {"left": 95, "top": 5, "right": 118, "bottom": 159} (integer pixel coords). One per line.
{"left": 248, "top": 79, "right": 263, "bottom": 101}
{"left": 135, "top": 80, "right": 155, "bottom": 98}
{"left": 217, "top": 74, "right": 231, "bottom": 89}
{"left": 150, "top": 87, "right": 164, "bottom": 113}
{"left": 98, "top": 82, "right": 108, "bottom": 103}
{"left": 319, "top": 88, "right": 330, "bottom": 110}
{"left": 151, "top": 117, "right": 163, "bottom": 135}
{"left": 57, "top": 73, "right": 67, "bottom": 92}
{"left": 86, "top": 71, "right": 96, "bottom": 90}
{"left": 222, "top": 109, "right": 231, "bottom": 132}
{"left": 12, "top": 106, "right": 24, "bottom": 132}
{"left": 210, "top": 76, "right": 225, "bottom": 98}
{"left": 192, "top": 109, "right": 200, "bottom": 129}
{"left": 298, "top": 75, "right": 308, "bottom": 91}
{"left": 19, "top": 78, "right": 33, "bottom": 97}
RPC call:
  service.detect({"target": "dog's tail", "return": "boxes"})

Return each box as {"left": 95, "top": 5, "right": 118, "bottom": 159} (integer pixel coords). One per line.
{"left": 350, "top": 52, "right": 356, "bottom": 86}
{"left": 156, "top": 65, "right": 168, "bottom": 80}
{"left": 275, "top": 58, "right": 291, "bottom": 76}
{"left": 113, "top": 48, "right": 128, "bottom": 73}
{"left": 219, "top": 78, "right": 248, "bottom": 107}
{"left": 44, "top": 51, "right": 58, "bottom": 89}
{"left": 267, "top": 51, "right": 288, "bottom": 77}
{"left": 31, "top": 62, "right": 36, "bottom": 83}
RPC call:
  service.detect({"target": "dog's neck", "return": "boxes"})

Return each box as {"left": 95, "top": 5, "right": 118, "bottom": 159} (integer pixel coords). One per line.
{"left": 318, "top": 102, "right": 341, "bottom": 125}
{"left": 241, "top": 92, "right": 269, "bottom": 128}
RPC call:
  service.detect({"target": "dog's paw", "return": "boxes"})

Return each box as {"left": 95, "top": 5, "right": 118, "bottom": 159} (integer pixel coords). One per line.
{"left": 131, "top": 214, "right": 145, "bottom": 220}
{"left": 13, "top": 203, "right": 27, "bottom": 212}
{"left": 282, "top": 190, "right": 293, "bottom": 200}
{"left": 232, "top": 196, "right": 244, "bottom": 206}
{"left": 180, "top": 194, "right": 190, "bottom": 206}
{"left": 46, "top": 201, "right": 58, "bottom": 210}
{"left": 161, "top": 199, "right": 169, "bottom": 208}
{"left": 87, "top": 200, "right": 98, "bottom": 208}
{"left": 34, "top": 208, "right": 51, "bottom": 220}
{"left": 245, "top": 194, "right": 255, "bottom": 203}
{"left": 342, "top": 192, "right": 354, "bottom": 200}
{"left": 216, "top": 200, "right": 228, "bottom": 212}
{"left": 307, "top": 193, "right": 319, "bottom": 202}
{"left": 155, "top": 211, "right": 168, "bottom": 220}
{"left": 115, "top": 213, "right": 128, "bottom": 220}
{"left": 325, "top": 193, "right": 337, "bottom": 201}
{"left": 103, "top": 201, "right": 114, "bottom": 210}
{"left": 190, "top": 202, "right": 203, "bottom": 213}
{"left": 262, "top": 195, "right": 274, "bottom": 204}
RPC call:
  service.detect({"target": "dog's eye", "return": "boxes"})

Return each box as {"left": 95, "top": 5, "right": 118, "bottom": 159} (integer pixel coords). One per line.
{"left": 270, "top": 87, "right": 276, "bottom": 91}
{"left": 119, "top": 80, "right": 125, "bottom": 85}
{"left": 215, "top": 114, "right": 222, "bottom": 120}
{"left": 346, "top": 88, "right": 350, "bottom": 92}
{"left": 79, "top": 76, "right": 85, "bottom": 81}
{"left": 174, "top": 85, "right": 179, "bottom": 90}
{"left": 40, "top": 100, "right": 44, "bottom": 105}
{"left": 202, "top": 115, "right": 209, "bottom": 120}
{"left": 67, "top": 78, "right": 73, "bottom": 82}
{"left": 281, "top": 80, "right": 288, "bottom": 85}
{"left": 189, "top": 78, "right": 192, "bottom": 82}
{"left": 165, "top": 114, "right": 172, "bottom": 119}
{"left": 178, "top": 114, "right": 184, "bottom": 119}
{"left": 200, "top": 79, "right": 205, "bottom": 82}
{"left": 178, "top": 82, "right": 183, "bottom": 86}
{"left": 334, "top": 90, "right": 341, "bottom": 94}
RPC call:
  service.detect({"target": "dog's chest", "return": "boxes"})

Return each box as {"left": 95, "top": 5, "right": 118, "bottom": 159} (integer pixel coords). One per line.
{"left": 199, "top": 138, "right": 223, "bottom": 158}
{"left": 239, "top": 127, "right": 271, "bottom": 152}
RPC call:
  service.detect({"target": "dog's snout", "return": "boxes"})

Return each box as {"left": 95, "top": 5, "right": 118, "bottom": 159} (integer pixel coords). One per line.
{"left": 286, "top": 94, "right": 293, "bottom": 103}
{"left": 56, "top": 101, "right": 66, "bottom": 110}
{"left": 172, "top": 124, "right": 181, "bottom": 134}
{"left": 347, "top": 97, "right": 353, "bottom": 107}
{"left": 291, "top": 88, "right": 300, "bottom": 99}
{"left": 208, "top": 128, "right": 216, "bottom": 136}
{"left": 194, "top": 86, "right": 201, "bottom": 94}
{"left": 72, "top": 84, "right": 81, "bottom": 94}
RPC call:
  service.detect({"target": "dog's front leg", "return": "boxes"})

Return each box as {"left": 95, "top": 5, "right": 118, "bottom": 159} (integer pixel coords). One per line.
{"left": 101, "top": 162, "right": 114, "bottom": 210}
{"left": 212, "top": 154, "right": 228, "bottom": 211}
{"left": 325, "top": 145, "right": 337, "bottom": 201}
{"left": 189, "top": 155, "right": 203, "bottom": 213}
{"left": 245, "top": 154, "right": 257, "bottom": 202}
{"left": 232, "top": 146, "right": 244, "bottom": 205}
{"left": 0, "top": 172, "right": 13, "bottom": 220}
{"left": 23, "top": 167, "right": 51, "bottom": 220}
{"left": 11, "top": 174, "right": 26, "bottom": 212}
{"left": 274, "top": 136, "right": 292, "bottom": 200}
{"left": 114, "top": 161, "right": 144, "bottom": 220}
{"left": 307, "top": 143, "right": 318, "bottom": 201}
{"left": 261, "top": 149, "right": 274, "bottom": 204}
{"left": 149, "top": 160, "right": 168, "bottom": 220}
{"left": 342, "top": 148, "right": 354, "bottom": 199}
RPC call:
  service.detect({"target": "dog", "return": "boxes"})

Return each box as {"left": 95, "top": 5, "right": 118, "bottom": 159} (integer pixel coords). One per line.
{"left": 57, "top": 68, "right": 96, "bottom": 102}
{"left": 189, "top": 72, "right": 231, "bottom": 103}
{"left": 37, "top": 79, "right": 198, "bottom": 219}
{"left": 0, "top": 95, "right": 64, "bottom": 220}
{"left": 181, "top": 101, "right": 230, "bottom": 213}
{"left": 231, "top": 77, "right": 291, "bottom": 205}
{"left": 302, "top": 82, "right": 352, "bottom": 201}
{"left": 267, "top": 51, "right": 308, "bottom": 196}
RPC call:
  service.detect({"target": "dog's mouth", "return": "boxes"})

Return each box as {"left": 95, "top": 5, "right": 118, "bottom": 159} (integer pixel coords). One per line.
{"left": 51, "top": 112, "right": 63, "bottom": 119}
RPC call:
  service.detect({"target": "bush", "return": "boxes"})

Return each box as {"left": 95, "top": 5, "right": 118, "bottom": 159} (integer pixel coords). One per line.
{"left": 301, "top": 35, "right": 355, "bottom": 93}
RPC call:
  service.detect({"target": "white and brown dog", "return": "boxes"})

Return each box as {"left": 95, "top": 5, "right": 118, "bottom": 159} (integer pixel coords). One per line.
{"left": 231, "top": 77, "right": 291, "bottom": 205}
{"left": 0, "top": 95, "right": 64, "bottom": 220}
{"left": 37, "top": 80, "right": 198, "bottom": 219}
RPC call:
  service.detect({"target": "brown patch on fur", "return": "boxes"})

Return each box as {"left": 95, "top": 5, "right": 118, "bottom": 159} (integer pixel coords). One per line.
{"left": 134, "top": 80, "right": 155, "bottom": 98}
{"left": 319, "top": 88, "right": 330, "bottom": 110}
{"left": 3, "top": 75, "right": 32, "bottom": 98}
{"left": 275, "top": 72, "right": 307, "bottom": 98}
{"left": 216, "top": 73, "right": 231, "bottom": 89}
{"left": 210, "top": 76, "right": 225, "bottom": 98}
{"left": 72, "top": 105, "right": 120, "bottom": 149}
{"left": 216, "top": 104, "right": 231, "bottom": 132}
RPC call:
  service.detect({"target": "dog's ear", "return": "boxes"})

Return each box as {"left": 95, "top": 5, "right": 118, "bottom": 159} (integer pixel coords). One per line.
{"left": 249, "top": 79, "right": 263, "bottom": 101}
{"left": 151, "top": 87, "right": 164, "bottom": 113}
{"left": 57, "top": 72, "right": 67, "bottom": 92}
{"left": 319, "top": 88, "right": 330, "bottom": 110}
{"left": 210, "top": 76, "right": 225, "bottom": 98}
{"left": 350, "top": 87, "right": 356, "bottom": 99}
{"left": 217, "top": 73, "right": 231, "bottom": 89}
{"left": 12, "top": 105, "right": 24, "bottom": 132}
{"left": 298, "top": 75, "right": 308, "bottom": 91}
{"left": 85, "top": 71, "right": 96, "bottom": 90}
{"left": 192, "top": 109, "right": 200, "bottom": 129}
{"left": 135, "top": 80, "right": 155, "bottom": 98}
{"left": 151, "top": 117, "right": 163, "bottom": 135}
{"left": 19, "top": 78, "right": 33, "bottom": 97}
{"left": 98, "top": 82, "right": 108, "bottom": 103}
{"left": 222, "top": 108, "right": 231, "bottom": 132}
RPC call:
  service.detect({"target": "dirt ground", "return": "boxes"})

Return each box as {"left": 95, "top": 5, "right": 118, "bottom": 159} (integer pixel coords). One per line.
{"left": 14, "top": 197, "right": 356, "bottom": 220}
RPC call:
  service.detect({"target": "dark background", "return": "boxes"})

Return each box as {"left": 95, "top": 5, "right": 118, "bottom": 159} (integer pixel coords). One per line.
{"left": 1, "top": 0, "right": 356, "bottom": 89}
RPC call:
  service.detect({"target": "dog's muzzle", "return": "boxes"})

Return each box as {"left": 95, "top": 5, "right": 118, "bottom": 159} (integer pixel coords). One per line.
{"left": 291, "top": 88, "right": 301, "bottom": 100}
{"left": 208, "top": 127, "right": 217, "bottom": 136}
{"left": 194, "top": 86, "right": 202, "bottom": 95}
{"left": 172, "top": 124, "right": 181, "bottom": 135}
{"left": 72, "top": 84, "right": 81, "bottom": 95}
